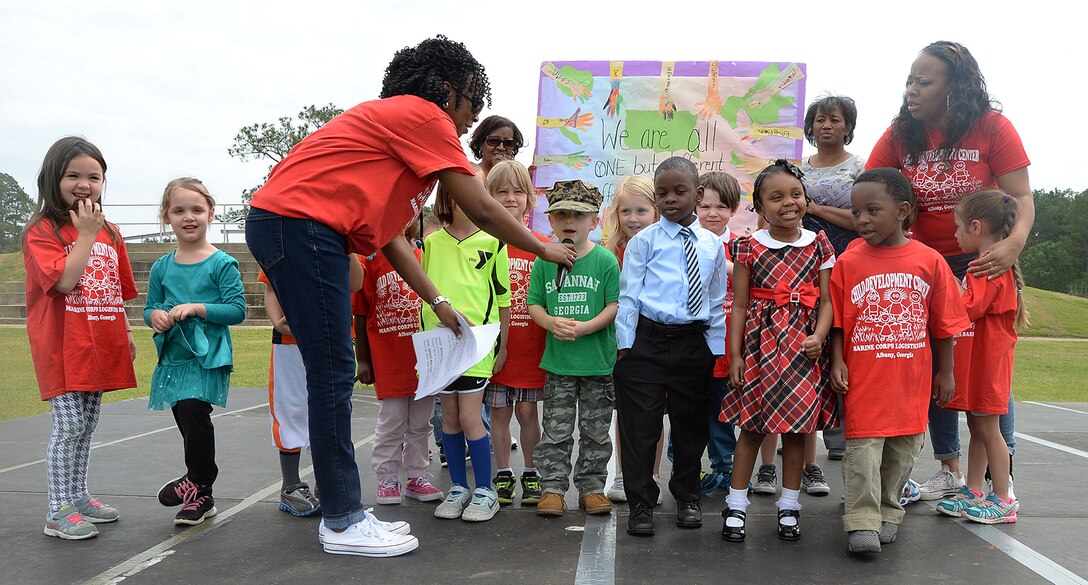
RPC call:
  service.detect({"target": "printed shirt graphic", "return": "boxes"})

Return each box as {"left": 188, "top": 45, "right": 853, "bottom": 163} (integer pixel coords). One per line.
{"left": 946, "top": 271, "right": 1017, "bottom": 414}
{"left": 23, "top": 221, "right": 138, "bottom": 399}
{"left": 492, "top": 231, "right": 551, "bottom": 389}
{"left": 867, "top": 111, "right": 1029, "bottom": 256}
{"left": 528, "top": 244, "right": 620, "bottom": 376}
{"left": 830, "top": 240, "right": 969, "bottom": 438}
{"left": 355, "top": 250, "right": 421, "bottom": 398}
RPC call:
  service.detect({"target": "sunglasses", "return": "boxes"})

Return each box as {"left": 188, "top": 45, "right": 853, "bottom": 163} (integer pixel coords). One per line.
{"left": 484, "top": 136, "right": 520, "bottom": 150}
{"left": 453, "top": 85, "right": 485, "bottom": 116}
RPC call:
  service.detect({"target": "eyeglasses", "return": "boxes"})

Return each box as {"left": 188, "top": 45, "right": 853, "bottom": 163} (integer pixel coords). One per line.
{"left": 484, "top": 136, "right": 520, "bottom": 150}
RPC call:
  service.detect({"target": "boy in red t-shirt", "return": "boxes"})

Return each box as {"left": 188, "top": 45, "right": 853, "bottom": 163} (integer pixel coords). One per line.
{"left": 829, "top": 168, "right": 969, "bottom": 554}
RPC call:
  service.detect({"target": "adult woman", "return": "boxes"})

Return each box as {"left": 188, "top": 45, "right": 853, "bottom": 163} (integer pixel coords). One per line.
{"left": 245, "top": 36, "right": 572, "bottom": 557}
{"left": 867, "top": 40, "right": 1032, "bottom": 501}
{"left": 469, "top": 115, "right": 525, "bottom": 176}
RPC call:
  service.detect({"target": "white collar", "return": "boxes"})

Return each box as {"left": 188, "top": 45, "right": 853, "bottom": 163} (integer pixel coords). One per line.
{"left": 752, "top": 228, "right": 816, "bottom": 249}
{"left": 718, "top": 227, "right": 732, "bottom": 243}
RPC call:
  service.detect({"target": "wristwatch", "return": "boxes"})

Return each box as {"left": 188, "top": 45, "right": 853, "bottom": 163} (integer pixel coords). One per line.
{"left": 429, "top": 295, "right": 451, "bottom": 310}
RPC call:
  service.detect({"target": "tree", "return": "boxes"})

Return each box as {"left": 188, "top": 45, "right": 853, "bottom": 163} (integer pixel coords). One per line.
{"left": 0, "top": 173, "right": 35, "bottom": 252}
{"left": 223, "top": 103, "right": 344, "bottom": 222}
{"left": 1021, "top": 188, "right": 1088, "bottom": 297}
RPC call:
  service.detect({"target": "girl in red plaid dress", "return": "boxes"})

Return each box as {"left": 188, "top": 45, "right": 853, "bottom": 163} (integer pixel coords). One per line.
{"left": 720, "top": 160, "right": 837, "bottom": 543}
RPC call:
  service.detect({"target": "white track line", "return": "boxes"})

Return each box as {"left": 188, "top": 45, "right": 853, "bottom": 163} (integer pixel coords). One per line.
{"left": 1024, "top": 402, "right": 1088, "bottom": 416}
{"left": 575, "top": 513, "right": 617, "bottom": 585}
{"left": 954, "top": 518, "right": 1088, "bottom": 585}
{"left": 1014, "top": 433, "right": 1088, "bottom": 460}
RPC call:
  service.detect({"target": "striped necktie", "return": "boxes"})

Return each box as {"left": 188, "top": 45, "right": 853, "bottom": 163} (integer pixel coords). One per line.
{"left": 680, "top": 226, "right": 702, "bottom": 315}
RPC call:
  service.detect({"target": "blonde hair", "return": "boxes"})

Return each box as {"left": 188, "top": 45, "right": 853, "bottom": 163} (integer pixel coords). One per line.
{"left": 160, "top": 177, "right": 216, "bottom": 224}
{"left": 603, "top": 175, "right": 656, "bottom": 254}
{"left": 485, "top": 160, "right": 536, "bottom": 210}
{"left": 956, "top": 188, "right": 1029, "bottom": 330}
{"left": 432, "top": 181, "right": 455, "bottom": 225}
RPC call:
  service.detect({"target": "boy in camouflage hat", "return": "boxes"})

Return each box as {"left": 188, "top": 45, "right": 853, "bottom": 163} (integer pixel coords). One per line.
{"left": 526, "top": 180, "right": 620, "bottom": 517}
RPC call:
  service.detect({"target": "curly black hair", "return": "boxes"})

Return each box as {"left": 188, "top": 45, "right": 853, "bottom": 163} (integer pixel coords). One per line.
{"left": 469, "top": 116, "right": 524, "bottom": 159}
{"left": 380, "top": 35, "right": 492, "bottom": 115}
{"left": 892, "top": 41, "right": 1000, "bottom": 165}
{"left": 854, "top": 168, "right": 917, "bottom": 229}
{"left": 803, "top": 94, "right": 857, "bottom": 146}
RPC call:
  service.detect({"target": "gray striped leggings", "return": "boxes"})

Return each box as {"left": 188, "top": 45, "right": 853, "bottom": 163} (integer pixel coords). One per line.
{"left": 46, "top": 391, "right": 102, "bottom": 512}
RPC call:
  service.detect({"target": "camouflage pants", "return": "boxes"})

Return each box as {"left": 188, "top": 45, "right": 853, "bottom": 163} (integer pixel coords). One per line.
{"left": 534, "top": 373, "right": 615, "bottom": 496}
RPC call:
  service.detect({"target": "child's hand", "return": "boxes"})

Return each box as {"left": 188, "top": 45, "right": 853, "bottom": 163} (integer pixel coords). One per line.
{"left": 552, "top": 317, "right": 578, "bottom": 341}
{"left": 617, "top": 349, "right": 628, "bottom": 361}
{"left": 70, "top": 200, "right": 104, "bottom": 238}
{"left": 933, "top": 370, "right": 955, "bottom": 406}
{"left": 801, "top": 334, "right": 824, "bottom": 359}
{"left": 493, "top": 347, "right": 508, "bottom": 375}
{"left": 273, "top": 315, "right": 292, "bottom": 336}
{"left": 830, "top": 360, "right": 849, "bottom": 394}
{"left": 168, "top": 303, "right": 206, "bottom": 322}
{"left": 729, "top": 360, "right": 744, "bottom": 389}
{"left": 149, "top": 309, "right": 175, "bottom": 333}
{"left": 128, "top": 330, "right": 137, "bottom": 362}
{"left": 356, "top": 360, "right": 374, "bottom": 385}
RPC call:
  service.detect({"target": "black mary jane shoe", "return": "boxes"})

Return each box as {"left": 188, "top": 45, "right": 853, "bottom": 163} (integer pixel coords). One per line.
{"left": 720, "top": 507, "right": 746, "bottom": 542}
{"left": 777, "top": 509, "right": 801, "bottom": 541}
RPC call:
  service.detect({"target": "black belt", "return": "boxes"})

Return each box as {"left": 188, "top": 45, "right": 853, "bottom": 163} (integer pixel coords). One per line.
{"left": 638, "top": 316, "right": 707, "bottom": 338}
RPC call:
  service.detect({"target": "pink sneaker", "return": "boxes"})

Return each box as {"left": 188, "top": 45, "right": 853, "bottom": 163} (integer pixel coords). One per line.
{"left": 376, "top": 478, "right": 401, "bottom": 505}
{"left": 405, "top": 476, "right": 444, "bottom": 502}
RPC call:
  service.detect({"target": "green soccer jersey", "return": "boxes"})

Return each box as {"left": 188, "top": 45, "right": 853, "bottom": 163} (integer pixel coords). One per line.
{"left": 422, "top": 228, "right": 511, "bottom": 378}
{"left": 527, "top": 244, "right": 619, "bottom": 376}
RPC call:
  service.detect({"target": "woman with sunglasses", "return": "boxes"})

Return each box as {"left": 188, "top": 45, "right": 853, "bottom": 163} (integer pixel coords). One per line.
{"left": 245, "top": 35, "right": 574, "bottom": 558}
{"left": 469, "top": 116, "right": 526, "bottom": 176}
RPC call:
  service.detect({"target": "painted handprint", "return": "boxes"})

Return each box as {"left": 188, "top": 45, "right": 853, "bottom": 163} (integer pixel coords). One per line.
{"left": 696, "top": 60, "right": 722, "bottom": 120}
{"left": 542, "top": 62, "right": 592, "bottom": 103}
{"left": 603, "top": 62, "right": 623, "bottom": 118}
{"left": 658, "top": 61, "right": 676, "bottom": 121}
{"left": 533, "top": 152, "right": 592, "bottom": 171}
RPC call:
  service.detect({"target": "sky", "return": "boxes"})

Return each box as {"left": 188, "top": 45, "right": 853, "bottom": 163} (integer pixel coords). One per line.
{"left": 1, "top": 0, "right": 1082, "bottom": 238}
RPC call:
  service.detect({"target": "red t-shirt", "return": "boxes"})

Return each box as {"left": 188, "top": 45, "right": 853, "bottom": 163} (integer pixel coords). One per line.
{"left": 830, "top": 240, "right": 969, "bottom": 439}
{"left": 946, "top": 271, "right": 1017, "bottom": 414}
{"left": 867, "top": 111, "right": 1030, "bottom": 256}
{"left": 24, "top": 221, "right": 138, "bottom": 400}
{"left": 713, "top": 230, "right": 738, "bottom": 378}
{"left": 354, "top": 250, "right": 421, "bottom": 399}
{"left": 492, "top": 231, "right": 551, "bottom": 389}
{"left": 249, "top": 95, "right": 477, "bottom": 255}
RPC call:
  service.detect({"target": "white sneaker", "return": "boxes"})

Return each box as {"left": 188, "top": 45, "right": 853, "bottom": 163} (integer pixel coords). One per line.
{"left": 318, "top": 510, "right": 410, "bottom": 544}
{"left": 918, "top": 465, "right": 965, "bottom": 501}
{"left": 653, "top": 475, "right": 664, "bottom": 505}
{"left": 434, "top": 485, "right": 472, "bottom": 519}
{"left": 606, "top": 474, "right": 627, "bottom": 502}
{"left": 986, "top": 476, "right": 1018, "bottom": 509}
{"left": 321, "top": 517, "right": 418, "bottom": 557}
{"left": 462, "top": 487, "right": 499, "bottom": 522}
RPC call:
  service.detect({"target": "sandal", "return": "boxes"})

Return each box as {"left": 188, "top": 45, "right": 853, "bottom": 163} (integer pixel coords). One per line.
{"left": 777, "top": 508, "right": 801, "bottom": 541}
{"left": 720, "top": 506, "right": 746, "bottom": 542}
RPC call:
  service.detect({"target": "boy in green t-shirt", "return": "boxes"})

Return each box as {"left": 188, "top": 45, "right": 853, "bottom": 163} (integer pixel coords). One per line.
{"left": 527, "top": 180, "right": 620, "bottom": 518}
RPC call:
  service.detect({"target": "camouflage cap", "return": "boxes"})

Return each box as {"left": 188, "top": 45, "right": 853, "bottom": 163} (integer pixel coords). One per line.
{"left": 544, "top": 180, "right": 603, "bottom": 214}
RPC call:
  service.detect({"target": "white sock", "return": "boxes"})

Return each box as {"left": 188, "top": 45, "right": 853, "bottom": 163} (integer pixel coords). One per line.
{"left": 522, "top": 467, "right": 537, "bottom": 474}
{"left": 777, "top": 488, "right": 801, "bottom": 526}
{"left": 726, "top": 487, "right": 750, "bottom": 527}
{"left": 498, "top": 468, "right": 513, "bottom": 474}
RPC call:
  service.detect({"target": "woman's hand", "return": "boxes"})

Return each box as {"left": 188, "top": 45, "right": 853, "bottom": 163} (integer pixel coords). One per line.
{"left": 434, "top": 301, "right": 470, "bottom": 339}
{"left": 540, "top": 241, "right": 576, "bottom": 268}
{"left": 968, "top": 237, "right": 1024, "bottom": 280}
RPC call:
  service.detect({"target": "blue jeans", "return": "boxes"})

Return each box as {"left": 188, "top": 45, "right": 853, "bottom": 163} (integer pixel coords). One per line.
{"left": 246, "top": 208, "right": 365, "bottom": 529}
{"left": 707, "top": 378, "right": 736, "bottom": 474}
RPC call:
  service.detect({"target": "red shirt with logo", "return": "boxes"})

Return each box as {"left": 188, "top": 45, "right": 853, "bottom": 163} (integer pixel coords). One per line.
{"left": 492, "top": 231, "right": 551, "bottom": 389}
{"left": 946, "top": 271, "right": 1017, "bottom": 414}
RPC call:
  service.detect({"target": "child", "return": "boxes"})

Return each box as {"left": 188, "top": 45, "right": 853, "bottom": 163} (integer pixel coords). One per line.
{"left": 696, "top": 172, "right": 741, "bottom": 494}
{"left": 615, "top": 157, "right": 727, "bottom": 536}
{"left": 527, "top": 180, "right": 620, "bottom": 517}
{"left": 934, "top": 189, "right": 1024, "bottom": 524}
{"left": 720, "top": 160, "right": 836, "bottom": 543}
{"left": 260, "top": 254, "right": 363, "bottom": 516}
{"left": 424, "top": 181, "right": 510, "bottom": 522}
{"left": 24, "top": 137, "right": 137, "bottom": 539}
{"left": 828, "top": 168, "right": 968, "bottom": 553}
{"left": 356, "top": 220, "right": 444, "bottom": 506}
{"left": 485, "top": 161, "right": 548, "bottom": 506}
{"left": 146, "top": 178, "right": 246, "bottom": 526}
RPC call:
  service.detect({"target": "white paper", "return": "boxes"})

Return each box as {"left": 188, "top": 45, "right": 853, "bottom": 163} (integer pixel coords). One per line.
{"left": 412, "top": 313, "right": 500, "bottom": 399}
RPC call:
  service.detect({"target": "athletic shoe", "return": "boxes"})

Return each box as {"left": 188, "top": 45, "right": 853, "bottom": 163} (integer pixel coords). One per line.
{"left": 801, "top": 463, "right": 830, "bottom": 496}
{"left": 74, "top": 495, "right": 119, "bottom": 523}
{"left": 462, "top": 487, "right": 500, "bottom": 522}
{"left": 878, "top": 521, "right": 898, "bottom": 544}
{"left": 157, "top": 475, "right": 196, "bottom": 507}
{"left": 318, "top": 509, "right": 410, "bottom": 544}
{"left": 918, "top": 465, "right": 965, "bottom": 501}
{"left": 492, "top": 471, "right": 516, "bottom": 505}
{"left": 606, "top": 474, "right": 627, "bottom": 502}
{"left": 963, "top": 494, "right": 1018, "bottom": 524}
{"left": 936, "top": 485, "right": 985, "bottom": 517}
{"left": 752, "top": 464, "right": 777, "bottom": 495}
{"left": 520, "top": 471, "right": 543, "bottom": 505}
{"left": 174, "top": 494, "right": 217, "bottom": 526}
{"left": 700, "top": 471, "right": 727, "bottom": 495}
{"left": 405, "top": 476, "right": 443, "bottom": 502}
{"left": 847, "top": 530, "right": 881, "bottom": 553}
{"left": 376, "top": 478, "right": 401, "bottom": 505}
{"left": 899, "top": 479, "right": 922, "bottom": 507}
{"left": 279, "top": 483, "right": 321, "bottom": 517}
{"left": 44, "top": 506, "right": 98, "bottom": 540}
{"left": 653, "top": 475, "right": 665, "bottom": 505}
{"left": 321, "top": 517, "right": 418, "bottom": 557}
{"left": 986, "top": 476, "right": 1018, "bottom": 508}
{"left": 438, "top": 443, "right": 447, "bottom": 468}
{"left": 434, "top": 485, "right": 472, "bottom": 519}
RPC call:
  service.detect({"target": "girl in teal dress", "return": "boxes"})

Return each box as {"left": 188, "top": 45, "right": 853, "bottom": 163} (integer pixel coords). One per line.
{"left": 144, "top": 178, "right": 246, "bottom": 526}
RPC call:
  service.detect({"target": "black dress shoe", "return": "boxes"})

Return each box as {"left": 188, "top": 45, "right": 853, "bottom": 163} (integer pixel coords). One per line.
{"left": 627, "top": 503, "right": 654, "bottom": 536}
{"left": 676, "top": 500, "right": 702, "bottom": 528}
{"left": 721, "top": 506, "right": 746, "bottom": 542}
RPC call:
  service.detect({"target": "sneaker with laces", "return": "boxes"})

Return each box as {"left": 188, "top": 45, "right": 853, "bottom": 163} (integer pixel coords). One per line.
{"left": 847, "top": 530, "right": 881, "bottom": 553}
{"left": 936, "top": 485, "right": 985, "bottom": 517}
{"left": 899, "top": 479, "right": 922, "bottom": 506}
{"left": 918, "top": 465, "right": 964, "bottom": 501}
{"left": 74, "top": 495, "right": 119, "bottom": 523}
{"left": 434, "top": 485, "right": 472, "bottom": 519}
{"left": 878, "top": 521, "right": 898, "bottom": 544}
{"left": 963, "top": 493, "right": 1018, "bottom": 524}
{"left": 318, "top": 509, "right": 410, "bottom": 543}
{"left": 321, "top": 516, "right": 418, "bottom": 557}
{"left": 520, "top": 471, "right": 542, "bottom": 505}
{"left": 493, "top": 471, "right": 516, "bottom": 505}
{"left": 44, "top": 506, "right": 98, "bottom": 540}
{"left": 376, "top": 478, "right": 401, "bottom": 505}
{"left": 280, "top": 483, "right": 321, "bottom": 516}
{"left": 462, "top": 487, "right": 500, "bottom": 522}
{"left": 404, "top": 476, "right": 443, "bottom": 502}
{"left": 700, "top": 471, "right": 726, "bottom": 495}
{"left": 801, "top": 464, "right": 830, "bottom": 496}
{"left": 157, "top": 475, "right": 195, "bottom": 507}
{"left": 606, "top": 474, "right": 627, "bottom": 502}
{"left": 174, "top": 494, "right": 217, "bottom": 526}
{"left": 653, "top": 475, "right": 664, "bottom": 505}
{"left": 752, "top": 464, "right": 777, "bottom": 495}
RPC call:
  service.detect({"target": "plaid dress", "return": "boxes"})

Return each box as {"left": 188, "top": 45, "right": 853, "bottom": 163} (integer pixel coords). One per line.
{"left": 720, "top": 230, "right": 839, "bottom": 433}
